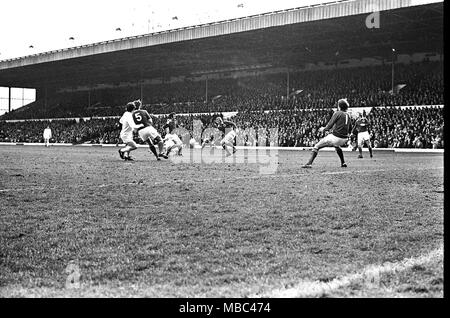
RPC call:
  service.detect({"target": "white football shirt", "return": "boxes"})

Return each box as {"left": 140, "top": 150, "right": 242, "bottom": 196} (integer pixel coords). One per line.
{"left": 119, "top": 112, "right": 141, "bottom": 135}
{"left": 43, "top": 128, "right": 52, "bottom": 139}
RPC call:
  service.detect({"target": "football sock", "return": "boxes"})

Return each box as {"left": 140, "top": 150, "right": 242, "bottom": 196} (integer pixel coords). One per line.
{"left": 368, "top": 146, "right": 373, "bottom": 157}
{"left": 306, "top": 149, "right": 318, "bottom": 165}
{"left": 158, "top": 142, "right": 164, "bottom": 154}
{"left": 336, "top": 147, "right": 345, "bottom": 164}
{"left": 148, "top": 143, "right": 159, "bottom": 159}
{"left": 358, "top": 147, "right": 363, "bottom": 156}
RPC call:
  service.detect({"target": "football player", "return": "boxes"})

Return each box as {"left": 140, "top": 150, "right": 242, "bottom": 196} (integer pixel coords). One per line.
{"left": 351, "top": 111, "right": 373, "bottom": 159}
{"left": 201, "top": 135, "right": 215, "bottom": 149}
{"left": 200, "top": 118, "right": 216, "bottom": 149}
{"left": 131, "top": 100, "right": 168, "bottom": 160}
{"left": 302, "top": 98, "right": 352, "bottom": 168}
{"left": 43, "top": 125, "right": 52, "bottom": 147}
{"left": 214, "top": 116, "right": 238, "bottom": 156}
{"left": 162, "top": 112, "right": 183, "bottom": 156}
{"left": 118, "top": 102, "right": 143, "bottom": 161}
{"left": 163, "top": 133, "right": 183, "bottom": 156}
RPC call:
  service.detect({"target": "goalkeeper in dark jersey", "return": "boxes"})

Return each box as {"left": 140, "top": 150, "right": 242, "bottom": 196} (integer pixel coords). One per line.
{"left": 302, "top": 99, "right": 352, "bottom": 168}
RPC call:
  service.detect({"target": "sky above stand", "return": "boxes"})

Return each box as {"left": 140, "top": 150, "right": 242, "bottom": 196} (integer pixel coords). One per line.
{"left": 0, "top": 0, "right": 439, "bottom": 60}
{"left": 0, "top": 0, "right": 440, "bottom": 114}
{"left": 0, "top": 0, "right": 328, "bottom": 60}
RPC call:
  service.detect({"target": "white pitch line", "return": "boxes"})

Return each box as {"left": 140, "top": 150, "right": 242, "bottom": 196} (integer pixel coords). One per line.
{"left": 322, "top": 166, "right": 443, "bottom": 175}
{"left": 0, "top": 186, "right": 49, "bottom": 193}
{"left": 252, "top": 245, "right": 443, "bottom": 298}
{"left": 0, "top": 166, "right": 443, "bottom": 193}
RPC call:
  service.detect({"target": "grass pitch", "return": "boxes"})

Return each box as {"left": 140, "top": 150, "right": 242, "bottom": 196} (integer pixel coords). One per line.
{"left": 0, "top": 145, "right": 444, "bottom": 297}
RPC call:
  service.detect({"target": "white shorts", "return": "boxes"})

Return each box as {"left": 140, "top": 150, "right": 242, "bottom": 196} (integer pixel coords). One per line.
{"left": 120, "top": 132, "right": 134, "bottom": 144}
{"left": 138, "top": 126, "right": 160, "bottom": 142}
{"left": 357, "top": 131, "right": 371, "bottom": 146}
{"left": 172, "top": 134, "right": 182, "bottom": 145}
{"left": 166, "top": 134, "right": 182, "bottom": 145}
{"left": 165, "top": 139, "right": 175, "bottom": 149}
{"left": 221, "top": 130, "right": 236, "bottom": 145}
{"left": 314, "top": 133, "right": 348, "bottom": 150}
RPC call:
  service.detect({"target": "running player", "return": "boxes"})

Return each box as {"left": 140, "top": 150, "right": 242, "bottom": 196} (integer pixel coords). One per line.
{"left": 302, "top": 98, "right": 352, "bottom": 168}
{"left": 214, "top": 116, "right": 238, "bottom": 156}
{"left": 131, "top": 100, "right": 168, "bottom": 160}
{"left": 351, "top": 111, "right": 373, "bottom": 159}
{"left": 118, "top": 102, "right": 143, "bottom": 161}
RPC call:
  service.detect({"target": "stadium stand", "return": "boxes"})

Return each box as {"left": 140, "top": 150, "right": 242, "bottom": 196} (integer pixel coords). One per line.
{"left": 0, "top": 61, "right": 443, "bottom": 120}
{"left": 0, "top": 106, "right": 443, "bottom": 149}
{"left": 0, "top": 0, "right": 443, "bottom": 150}
{"left": 367, "top": 106, "right": 444, "bottom": 149}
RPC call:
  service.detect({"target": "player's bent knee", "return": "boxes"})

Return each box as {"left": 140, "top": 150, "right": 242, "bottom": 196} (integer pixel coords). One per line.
{"left": 127, "top": 142, "right": 137, "bottom": 150}
{"left": 153, "top": 136, "right": 162, "bottom": 144}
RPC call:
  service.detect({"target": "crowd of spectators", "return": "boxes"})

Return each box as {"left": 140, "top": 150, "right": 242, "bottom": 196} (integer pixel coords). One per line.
{"left": 0, "top": 118, "right": 120, "bottom": 144}
{"left": 0, "top": 59, "right": 443, "bottom": 149}
{"left": 0, "top": 106, "right": 443, "bottom": 149}
{"left": 1, "top": 60, "right": 443, "bottom": 120}
{"left": 226, "top": 106, "right": 444, "bottom": 149}
{"left": 367, "top": 106, "right": 444, "bottom": 149}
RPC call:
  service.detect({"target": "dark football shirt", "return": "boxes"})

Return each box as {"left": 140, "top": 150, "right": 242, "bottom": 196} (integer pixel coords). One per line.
{"left": 132, "top": 110, "right": 152, "bottom": 128}
{"left": 163, "top": 119, "right": 176, "bottom": 133}
{"left": 355, "top": 117, "right": 370, "bottom": 133}
{"left": 218, "top": 120, "right": 236, "bottom": 134}
{"left": 324, "top": 110, "right": 352, "bottom": 139}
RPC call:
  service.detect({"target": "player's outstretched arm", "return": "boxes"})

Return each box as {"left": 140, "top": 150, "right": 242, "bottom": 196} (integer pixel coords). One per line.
{"left": 143, "top": 109, "right": 154, "bottom": 119}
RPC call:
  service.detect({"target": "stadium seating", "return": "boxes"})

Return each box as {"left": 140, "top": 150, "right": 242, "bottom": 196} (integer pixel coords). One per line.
{"left": 0, "top": 59, "right": 443, "bottom": 149}
{"left": 0, "top": 106, "right": 443, "bottom": 149}
{"left": 0, "top": 61, "right": 443, "bottom": 120}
